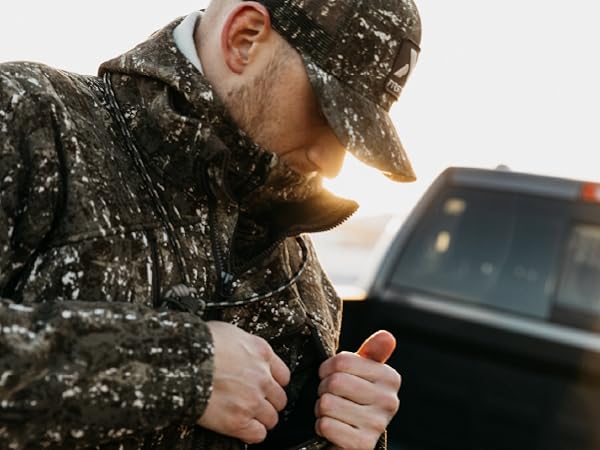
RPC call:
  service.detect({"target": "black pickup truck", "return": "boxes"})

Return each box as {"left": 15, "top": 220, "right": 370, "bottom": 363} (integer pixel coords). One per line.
{"left": 338, "top": 167, "right": 600, "bottom": 450}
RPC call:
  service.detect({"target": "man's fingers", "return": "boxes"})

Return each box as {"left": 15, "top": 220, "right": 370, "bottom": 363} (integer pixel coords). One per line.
{"left": 269, "top": 352, "right": 291, "bottom": 387}
{"left": 319, "top": 373, "right": 401, "bottom": 417}
{"left": 314, "top": 330, "right": 402, "bottom": 450}
{"left": 316, "top": 415, "right": 377, "bottom": 450}
{"left": 319, "top": 351, "right": 399, "bottom": 385}
{"left": 264, "top": 378, "right": 288, "bottom": 412}
{"left": 238, "top": 418, "right": 268, "bottom": 445}
{"left": 318, "top": 372, "right": 378, "bottom": 405}
{"left": 315, "top": 416, "right": 354, "bottom": 445}
{"left": 254, "top": 399, "right": 280, "bottom": 430}
{"left": 356, "top": 330, "right": 396, "bottom": 364}
{"left": 318, "top": 330, "right": 399, "bottom": 382}
{"left": 199, "top": 322, "right": 289, "bottom": 441}
{"left": 315, "top": 393, "right": 376, "bottom": 428}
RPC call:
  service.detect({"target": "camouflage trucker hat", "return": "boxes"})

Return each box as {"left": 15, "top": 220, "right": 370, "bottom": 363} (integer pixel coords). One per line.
{"left": 251, "top": 0, "right": 422, "bottom": 181}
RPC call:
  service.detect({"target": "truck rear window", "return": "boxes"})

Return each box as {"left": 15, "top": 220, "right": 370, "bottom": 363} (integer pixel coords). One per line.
{"left": 556, "top": 224, "right": 600, "bottom": 315}
{"left": 389, "top": 187, "right": 580, "bottom": 322}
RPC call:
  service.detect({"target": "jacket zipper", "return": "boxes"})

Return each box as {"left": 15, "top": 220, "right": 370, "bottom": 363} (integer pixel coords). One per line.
{"left": 208, "top": 202, "right": 235, "bottom": 300}
{"left": 208, "top": 199, "right": 356, "bottom": 306}
{"left": 147, "top": 231, "right": 161, "bottom": 308}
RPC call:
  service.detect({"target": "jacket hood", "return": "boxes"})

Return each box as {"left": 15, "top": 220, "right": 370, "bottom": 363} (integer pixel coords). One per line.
{"left": 99, "top": 17, "right": 359, "bottom": 234}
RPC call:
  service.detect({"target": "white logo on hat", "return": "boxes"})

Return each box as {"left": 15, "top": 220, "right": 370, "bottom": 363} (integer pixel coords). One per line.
{"left": 386, "top": 41, "right": 420, "bottom": 100}
{"left": 393, "top": 47, "right": 419, "bottom": 80}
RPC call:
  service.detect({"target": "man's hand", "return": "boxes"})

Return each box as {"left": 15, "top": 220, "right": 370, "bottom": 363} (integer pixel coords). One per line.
{"left": 315, "top": 330, "right": 402, "bottom": 450}
{"left": 197, "top": 321, "right": 291, "bottom": 444}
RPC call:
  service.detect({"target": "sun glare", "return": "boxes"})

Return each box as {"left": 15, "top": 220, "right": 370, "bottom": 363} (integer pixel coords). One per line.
{"left": 324, "top": 153, "right": 428, "bottom": 219}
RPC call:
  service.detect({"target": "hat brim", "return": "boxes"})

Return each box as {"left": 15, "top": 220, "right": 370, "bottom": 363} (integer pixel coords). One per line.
{"left": 302, "top": 57, "right": 416, "bottom": 182}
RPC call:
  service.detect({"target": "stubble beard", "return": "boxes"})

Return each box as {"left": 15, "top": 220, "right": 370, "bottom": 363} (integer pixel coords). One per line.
{"left": 224, "top": 48, "right": 289, "bottom": 153}
{"left": 223, "top": 49, "right": 325, "bottom": 206}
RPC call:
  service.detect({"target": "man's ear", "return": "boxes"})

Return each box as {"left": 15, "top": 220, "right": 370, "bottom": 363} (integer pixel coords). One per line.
{"left": 221, "top": 2, "right": 272, "bottom": 74}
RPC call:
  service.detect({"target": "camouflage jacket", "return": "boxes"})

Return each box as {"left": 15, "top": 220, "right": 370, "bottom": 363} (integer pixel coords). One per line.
{"left": 0, "top": 18, "right": 373, "bottom": 450}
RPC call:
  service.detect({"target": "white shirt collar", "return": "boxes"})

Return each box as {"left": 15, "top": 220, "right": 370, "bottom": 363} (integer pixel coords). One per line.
{"left": 173, "top": 11, "right": 204, "bottom": 74}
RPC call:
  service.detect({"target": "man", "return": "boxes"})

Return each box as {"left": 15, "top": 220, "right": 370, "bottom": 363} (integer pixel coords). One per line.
{"left": 0, "top": 0, "right": 421, "bottom": 448}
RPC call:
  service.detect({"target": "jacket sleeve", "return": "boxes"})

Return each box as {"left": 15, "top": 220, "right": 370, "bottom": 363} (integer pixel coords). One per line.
{"left": 0, "top": 66, "right": 214, "bottom": 449}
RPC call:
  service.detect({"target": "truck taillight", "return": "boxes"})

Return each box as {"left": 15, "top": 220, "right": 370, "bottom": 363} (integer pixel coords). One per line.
{"left": 581, "top": 183, "right": 600, "bottom": 203}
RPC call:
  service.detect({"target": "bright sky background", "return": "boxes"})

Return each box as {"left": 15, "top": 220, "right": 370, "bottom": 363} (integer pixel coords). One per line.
{"left": 2, "top": 1, "right": 599, "bottom": 218}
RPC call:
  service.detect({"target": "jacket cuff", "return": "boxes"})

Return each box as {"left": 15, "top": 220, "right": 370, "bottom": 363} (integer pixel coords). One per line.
{"left": 181, "top": 318, "right": 215, "bottom": 423}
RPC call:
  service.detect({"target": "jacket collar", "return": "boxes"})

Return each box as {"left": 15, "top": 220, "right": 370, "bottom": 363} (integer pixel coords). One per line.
{"left": 99, "top": 17, "right": 358, "bottom": 234}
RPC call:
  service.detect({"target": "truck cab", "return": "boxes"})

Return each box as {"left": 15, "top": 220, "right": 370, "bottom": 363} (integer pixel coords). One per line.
{"left": 339, "top": 167, "right": 600, "bottom": 450}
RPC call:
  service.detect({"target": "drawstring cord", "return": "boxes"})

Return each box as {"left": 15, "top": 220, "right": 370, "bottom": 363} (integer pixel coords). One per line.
{"left": 103, "top": 72, "right": 192, "bottom": 285}
{"left": 161, "top": 236, "right": 309, "bottom": 316}
{"left": 103, "top": 72, "right": 309, "bottom": 313}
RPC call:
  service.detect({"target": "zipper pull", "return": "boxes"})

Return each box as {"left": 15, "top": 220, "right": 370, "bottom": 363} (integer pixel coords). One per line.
{"left": 160, "top": 284, "right": 206, "bottom": 317}
{"left": 219, "top": 271, "right": 235, "bottom": 298}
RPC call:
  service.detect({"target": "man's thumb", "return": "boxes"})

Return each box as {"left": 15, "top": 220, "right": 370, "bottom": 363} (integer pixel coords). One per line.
{"left": 356, "top": 330, "right": 396, "bottom": 364}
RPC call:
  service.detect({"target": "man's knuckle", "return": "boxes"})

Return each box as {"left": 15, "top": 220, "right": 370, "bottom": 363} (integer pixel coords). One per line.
{"left": 230, "top": 403, "right": 253, "bottom": 423}
{"left": 223, "top": 414, "right": 244, "bottom": 434}
{"left": 266, "top": 414, "right": 279, "bottom": 430}
{"left": 241, "top": 422, "right": 267, "bottom": 445}
{"left": 328, "top": 372, "right": 347, "bottom": 392}
{"left": 318, "top": 416, "right": 336, "bottom": 436}
{"left": 392, "top": 370, "right": 403, "bottom": 389}
{"left": 280, "top": 366, "right": 291, "bottom": 383}
{"left": 315, "top": 417, "right": 324, "bottom": 436}
{"left": 379, "top": 392, "right": 400, "bottom": 414}
{"left": 250, "top": 391, "right": 267, "bottom": 410}
{"left": 257, "top": 370, "right": 272, "bottom": 390}
{"left": 315, "top": 400, "right": 324, "bottom": 417}
{"left": 332, "top": 352, "right": 353, "bottom": 372}
{"left": 272, "top": 390, "right": 287, "bottom": 411}
{"left": 370, "top": 415, "right": 389, "bottom": 434}
{"left": 357, "top": 434, "right": 376, "bottom": 450}
{"left": 254, "top": 337, "right": 272, "bottom": 359}
{"left": 318, "top": 393, "right": 336, "bottom": 414}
